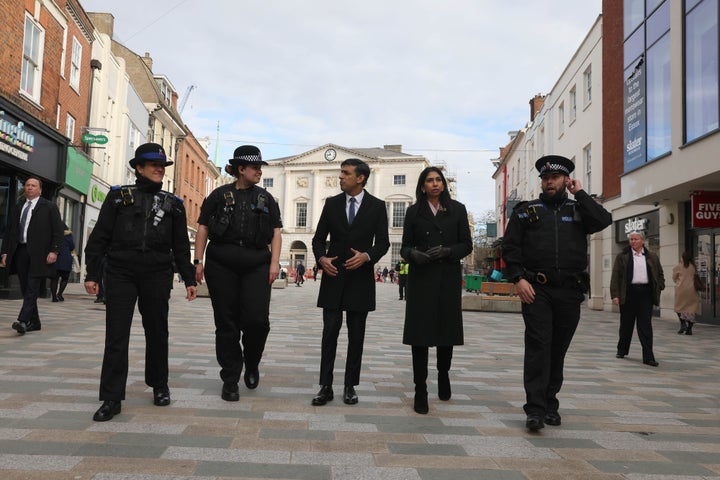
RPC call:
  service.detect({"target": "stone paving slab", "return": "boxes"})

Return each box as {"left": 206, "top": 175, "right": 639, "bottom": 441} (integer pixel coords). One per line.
{"left": 0, "top": 279, "right": 718, "bottom": 479}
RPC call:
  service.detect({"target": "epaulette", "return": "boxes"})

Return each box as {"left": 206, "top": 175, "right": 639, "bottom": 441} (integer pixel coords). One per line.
{"left": 110, "top": 185, "right": 136, "bottom": 206}
{"left": 512, "top": 200, "right": 530, "bottom": 212}
{"left": 159, "top": 190, "right": 183, "bottom": 204}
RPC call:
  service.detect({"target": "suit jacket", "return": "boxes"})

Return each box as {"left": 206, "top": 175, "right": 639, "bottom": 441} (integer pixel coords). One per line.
{"left": 312, "top": 190, "right": 389, "bottom": 312}
{"left": 1, "top": 197, "right": 64, "bottom": 277}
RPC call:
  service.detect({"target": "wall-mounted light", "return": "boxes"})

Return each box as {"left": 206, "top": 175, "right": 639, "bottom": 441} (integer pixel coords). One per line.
{"left": 667, "top": 213, "right": 675, "bottom": 225}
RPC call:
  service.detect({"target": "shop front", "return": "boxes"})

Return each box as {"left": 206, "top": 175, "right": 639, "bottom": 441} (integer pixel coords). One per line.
{"left": 0, "top": 96, "right": 68, "bottom": 297}
{"left": 687, "top": 192, "right": 720, "bottom": 325}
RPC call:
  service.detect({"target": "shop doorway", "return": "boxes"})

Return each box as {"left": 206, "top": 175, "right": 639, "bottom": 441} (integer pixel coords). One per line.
{"left": 693, "top": 231, "right": 720, "bottom": 325}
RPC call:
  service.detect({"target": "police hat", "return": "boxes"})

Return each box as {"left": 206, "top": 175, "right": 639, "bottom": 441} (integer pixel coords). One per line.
{"left": 229, "top": 145, "right": 268, "bottom": 166}
{"left": 129, "top": 143, "right": 174, "bottom": 168}
{"left": 535, "top": 155, "right": 575, "bottom": 177}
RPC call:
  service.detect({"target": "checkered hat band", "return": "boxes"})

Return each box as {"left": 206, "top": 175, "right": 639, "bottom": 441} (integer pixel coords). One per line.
{"left": 234, "top": 154, "right": 261, "bottom": 162}
{"left": 540, "top": 163, "right": 569, "bottom": 175}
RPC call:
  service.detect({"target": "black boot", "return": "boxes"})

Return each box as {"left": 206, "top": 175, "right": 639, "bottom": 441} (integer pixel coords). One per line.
{"left": 677, "top": 318, "right": 687, "bottom": 334}
{"left": 685, "top": 322, "right": 694, "bottom": 335}
{"left": 50, "top": 277, "right": 59, "bottom": 302}
{"left": 412, "top": 346, "right": 429, "bottom": 414}
{"left": 57, "top": 278, "right": 68, "bottom": 302}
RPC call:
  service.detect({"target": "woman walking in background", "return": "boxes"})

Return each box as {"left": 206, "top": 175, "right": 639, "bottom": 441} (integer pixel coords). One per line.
{"left": 672, "top": 251, "right": 700, "bottom": 335}
{"left": 401, "top": 167, "right": 473, "bottom": 414}
{"left": 51, "top": 226, "right": 75, "bottom": 302}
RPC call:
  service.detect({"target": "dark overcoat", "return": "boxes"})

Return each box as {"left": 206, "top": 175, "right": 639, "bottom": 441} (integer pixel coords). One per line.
{"left": 1, "top": 197, "right": 64, "bottom": 278}
{"left": 401, "top": 199, "right": 473, "bottom": 346}
{"left": 312, "top": 191, "right": 389, "bottom": 312}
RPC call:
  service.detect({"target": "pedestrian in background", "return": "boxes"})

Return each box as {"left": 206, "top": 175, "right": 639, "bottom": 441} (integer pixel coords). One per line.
{"left": 295, "top": 261, "right": 306, "bottom": 286}
{"left": 310, "top": 158, "right": 389, "bottom": 407}
{"left": 84, "top": 143, "right": 197, "bottom": 422}
{"left": 195, "top": 145, "right": 282, "bottom": 402}
{"left": 1, "top": 176, "right": 64, "bottom": 335}
{"left": 401, "top": 167, "right": 473, "bottom": 415}
{"left": 672, "top": 251, "right": 700, "bottom": 335}
{"left": 50, "top": 225, "right": 75, "bottom": 302}
{"left": 502, "top": 155, "right": 612, "bottom": 431}
{"left": 397, "top": 258, "right": 408, "bottom": 300}
{"left": 610, "top": 231, "right": 665, "bottom": 367}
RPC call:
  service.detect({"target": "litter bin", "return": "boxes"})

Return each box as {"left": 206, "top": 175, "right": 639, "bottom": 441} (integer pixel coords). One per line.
{"left": 464, "top": 274, "right": 483, "bottom": 292}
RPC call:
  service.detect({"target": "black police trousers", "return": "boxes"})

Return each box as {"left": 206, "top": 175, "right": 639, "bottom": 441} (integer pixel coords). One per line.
{"left": 99, "top": 263, "right": 173, "bottom": 401}
{"left": 521, "top": 283, "right": 583, "bottom": 416}
{"left": 204, "top": 242, "right": 271, "bottom": 384}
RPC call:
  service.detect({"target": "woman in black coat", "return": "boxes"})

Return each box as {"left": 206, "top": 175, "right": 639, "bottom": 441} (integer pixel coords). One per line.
{"left": 401, "top": 167, "right": 473, "bottom": 414}
{"left": 50, "top": 226, "right": 75, "bottom": 302}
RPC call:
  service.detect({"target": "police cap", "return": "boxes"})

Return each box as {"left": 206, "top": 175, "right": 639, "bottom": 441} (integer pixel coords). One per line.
{"left": 129, "top": 143, "right": 174, "bottom": 168}
{"left": 229, "top": 145, "right": 268, "bottom": 166}
{"left": 535, "top": 155, "right": 574, "bottom": 177}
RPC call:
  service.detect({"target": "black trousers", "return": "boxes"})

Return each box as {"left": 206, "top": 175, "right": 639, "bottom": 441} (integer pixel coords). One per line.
{"left": 13, "top": 244, "right": 42, "bottom": 327}
{"left": 521, "top": 283, "right": 583, "bottom": 416}
{"left": 319, "top": 309, "right": 368, "bottom": 387}
{"left": 411, "top": 345, "right": 453, "bottom": 386}
{"left": 99, "top": 265, "right": 173, "bottom": 401}
{"left": 398, "top": 274, "right": 407, "bottom": 299}
{"left": 204, "top": 243, "right": 271, "bottom": 384}
{"left": 617, "top": 284, "right": 655, "bottom": 362}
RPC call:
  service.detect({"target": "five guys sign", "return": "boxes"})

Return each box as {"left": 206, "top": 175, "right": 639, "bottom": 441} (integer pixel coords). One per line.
{"left": 691, "top": 192, "right": 720, "bottom": 228}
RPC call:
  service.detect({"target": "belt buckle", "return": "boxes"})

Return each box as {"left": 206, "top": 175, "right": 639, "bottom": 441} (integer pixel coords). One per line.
{"left": 536, "top": 272, "right": 548, "bottom": 285}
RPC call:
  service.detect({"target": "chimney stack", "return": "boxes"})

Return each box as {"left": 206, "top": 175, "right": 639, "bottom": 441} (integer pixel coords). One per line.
{"left": 529, "top": 94, "right": 546, "bottom": 121}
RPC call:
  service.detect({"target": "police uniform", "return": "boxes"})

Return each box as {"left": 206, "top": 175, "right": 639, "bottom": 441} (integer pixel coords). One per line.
{"left": 502, "top": 155, "right": 612, "bottom": 429}
{"left": 85, "top": 143, "right": 196, "bottom": 417}
{"left": 197, "top": 147, "right": 282, "bottom": 395}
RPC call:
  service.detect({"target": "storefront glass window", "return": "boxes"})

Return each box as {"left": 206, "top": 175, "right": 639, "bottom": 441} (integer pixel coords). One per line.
{"left": 646, "top": 33, "right": 671, "bottom": 159}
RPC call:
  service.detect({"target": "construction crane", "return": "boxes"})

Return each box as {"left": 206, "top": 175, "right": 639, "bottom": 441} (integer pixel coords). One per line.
{"left": 179, "top": 85, "right": 196, "bottom": 115}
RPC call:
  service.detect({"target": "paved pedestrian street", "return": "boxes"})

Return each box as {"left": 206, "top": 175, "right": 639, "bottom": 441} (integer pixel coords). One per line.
{"left": 0, "top": 279, "right": 718, "bottom": 480}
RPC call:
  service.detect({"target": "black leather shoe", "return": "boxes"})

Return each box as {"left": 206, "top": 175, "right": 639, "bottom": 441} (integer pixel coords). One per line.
{"left": 643, "top": 360, "right": 659, "bottom": 367}
{"left": 221, "top": 382, "right": 239, "bottom": 401}
{"left": 311, "top": 385, "right": 333, "bottom": 406}
{"left": 57, "top": 294, "right": 64, "bottom": 302}
{"left": 25, "top": 323, "right": 41, "bottom": 332}
{"left": 93, "top": 400, "right": 121, "bottom": 421}
{"left": 544, "top": 412, "right": 562, "bottom": 426}
{"left": 343, "top": 385, "right": 358, "bottom": 405}
{"left": 12, "top": 321, "right": 27, "bottom": 335}
{"left": 153, "top": 387, "right": 171, "bottom": 406}
{"left": 526, "top": 415, "right": 544, "bottom": 431}
{"left": 244, "top": 369, "right": 259, "bottom": 389}
{"left": 615, "top": 353, "right": 625, "bottom": 358}
{"left": 413, "top": 393, "right": 429, "bottom": 414}
{"left": 52, "top": 297, "right": 59, "bottom": 302}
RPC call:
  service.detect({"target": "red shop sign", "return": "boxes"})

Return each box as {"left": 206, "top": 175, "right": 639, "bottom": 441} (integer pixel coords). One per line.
{"left": 692, "top": 191, "right": 720, "bottom": 228}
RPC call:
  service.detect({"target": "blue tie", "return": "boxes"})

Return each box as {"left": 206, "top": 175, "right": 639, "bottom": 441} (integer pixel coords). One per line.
{"left": 19, "top": 201, "right": 31, "bottom": 243}
{"left": 348, "top": 197, "right": 356, "bottom": 225}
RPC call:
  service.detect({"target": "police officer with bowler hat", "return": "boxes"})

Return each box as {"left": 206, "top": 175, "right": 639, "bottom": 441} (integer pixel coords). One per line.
{"left": 84, "top": 142, "right": 197, "bottom": 422}
{"left": 194, "top": 145, "right": 282, "bottom": 402}
{"left": 502, "top": 155, "right": 612, "bottom": 431}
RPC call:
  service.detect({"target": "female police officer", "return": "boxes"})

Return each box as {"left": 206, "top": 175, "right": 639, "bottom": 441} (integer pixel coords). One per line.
{"left": 194, "top": 145, "right": 282, "bottom": 402}
{"left": 84, "top": 142, "right": 197, "bottom": 422}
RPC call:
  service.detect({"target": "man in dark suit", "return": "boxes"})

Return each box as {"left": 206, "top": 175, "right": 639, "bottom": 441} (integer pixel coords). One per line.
{"left": 1, "top": 177, "right": 64, "bottom": 335}
{"left": 311, "top": 158, "right": 390, "bottom": 406}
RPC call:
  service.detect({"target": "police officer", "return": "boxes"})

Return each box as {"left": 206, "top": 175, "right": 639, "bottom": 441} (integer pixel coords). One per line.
{"left": 84, "top": 142, "right": 198, "bottom": 422}
{"left": 502, "top": 155, "right": 611, "bottom": 431}
{"left": 194, "top": 145, "right": 282, "bottom": 402}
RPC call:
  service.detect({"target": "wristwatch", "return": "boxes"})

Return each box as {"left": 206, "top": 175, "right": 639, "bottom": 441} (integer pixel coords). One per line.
{"left": 193, "top": 259, "right": 202, "bottom": 265}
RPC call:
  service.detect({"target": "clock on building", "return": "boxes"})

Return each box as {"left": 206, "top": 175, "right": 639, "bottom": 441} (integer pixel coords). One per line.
{"left": 324, "top": 148, "right": 337, "bottom": 161}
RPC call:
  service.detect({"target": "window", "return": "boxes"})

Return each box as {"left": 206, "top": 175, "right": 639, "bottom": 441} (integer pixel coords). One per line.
{"left": 296, "top": 202, "right": 307, "bottom": 228}
{"left": 65, "top": 114, "right": 76, "bottom": 142}
{"left": 391, "top": 242, "right": 402, "bottom": 265}
{"left": 583, "top": 66, "right": 592, "bottom": 104}
{"left": 393, "top": 175, "right": 406, "bottom": 185}
{"left": 263, "top": 178, "right": 274, "bottom": 188}
{"left": 558, "top": 102, "right": 565, "bottom": 136}
{"left": 583, "top": 145, "right": 592, "bottom": 194}
{"left": 685, "top": 0, "right": 719, "bottom": 142}
{"left": 646, "top": 0, "right": 671, "bottom": 159}
{"left": 392, "top": 202, "right": 406, "bottom": 228}
{"left": 70, "top": 37, "right": 81, "bottom": 90}
{"left": 20, "top": 15, "right": 44, "bottom": 101}
{"left": 158, "top": 81, "right": 171, "bottom": 104}
{"left": 569, "top": 86, "right": 577, "bottom": 122}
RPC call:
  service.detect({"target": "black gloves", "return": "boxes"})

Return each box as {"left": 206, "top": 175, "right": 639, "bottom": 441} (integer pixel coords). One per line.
{"left": 408, "top": 248, "right": 431, "bottom": 264}
{"left": 427, "top": 245, "right": 451, "bottom": 260}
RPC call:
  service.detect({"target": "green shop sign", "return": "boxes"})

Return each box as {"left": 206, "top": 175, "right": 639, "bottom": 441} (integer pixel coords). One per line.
{"left": 82, "top": 133, "right": 108, "bottom": 144}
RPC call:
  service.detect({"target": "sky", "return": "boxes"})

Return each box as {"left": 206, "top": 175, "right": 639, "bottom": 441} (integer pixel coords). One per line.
{"left": 79, "top": 0, "right": 603, "bottom": 220}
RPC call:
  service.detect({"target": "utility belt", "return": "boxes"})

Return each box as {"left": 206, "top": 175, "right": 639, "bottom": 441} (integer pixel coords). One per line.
{"left": 211, "top": 239, "right": 265, "bottom": 249}
{"left": 524, "top": 269, "right": 590, "bottom": 293}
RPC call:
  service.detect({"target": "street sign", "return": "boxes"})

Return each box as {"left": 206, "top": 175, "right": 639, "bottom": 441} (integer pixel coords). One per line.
{"left": 81, "top": 133, "right": 109, "bottom": 145}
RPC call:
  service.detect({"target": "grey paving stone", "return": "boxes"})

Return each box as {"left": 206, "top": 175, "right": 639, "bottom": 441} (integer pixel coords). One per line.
{"left": 388, "top": 442, "right": 467, "bottom": 456}
{"left": 417, "top": 468, "right": 527, "bottom": 480}
{"left": 590, "top": 460, "right": 716, "bottom": 475}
